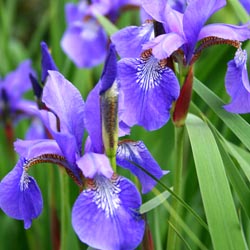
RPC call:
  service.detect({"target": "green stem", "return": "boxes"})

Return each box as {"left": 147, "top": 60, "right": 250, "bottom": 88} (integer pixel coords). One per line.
{"left": 49, "top": 167, "right": 60, "bottom": 250}
{"left": 167, "top": 126, "right": 185, "bottom": 250}
{"left": 59, "top": 169, "right": 70, "bottom": 250}
{"left": 109, "top": 155, "right": 117, "bottom": 172}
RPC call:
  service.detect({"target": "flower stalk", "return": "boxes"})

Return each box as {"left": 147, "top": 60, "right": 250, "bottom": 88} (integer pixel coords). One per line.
{"left": 59, "top": 169, "right": 70, "bottom": 250}
{"left": 167, "top": 125, "right": 185, "bottom": 250}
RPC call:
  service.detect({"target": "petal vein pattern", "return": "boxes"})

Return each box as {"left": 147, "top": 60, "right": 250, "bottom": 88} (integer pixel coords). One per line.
{"left": 91, "top": 175, "right": 121, "bottom": 218}
{"left": 136, "top": 56, "right": 162, "bottom": 91}
{"left": 72, "top": 175, "right": 145, "bottom": 250}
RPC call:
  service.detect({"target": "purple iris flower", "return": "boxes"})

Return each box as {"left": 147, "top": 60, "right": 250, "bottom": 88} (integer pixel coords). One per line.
{"left": 73, "top": 153, "right": 145, "bottom": 250}
{"left": 117, "top": 53, "right": 180, "bottom": 130}
{"left": 0, "top": 70, "right": 84, "bottom": 228}
{"left": 111, "top": 21, "right": 155, "bottom": 58}
{"left": 224, "top": 48, "right": 250, "bottom": 113}
{"left": 61, "top": 0, "right": 141, "bottom": 68}
{"left": 113, "top": 0, "right": 250, "bottom": 119}
{"left": 61, "top": 0, "right": 108, "bottom": 68}
{"left": 141, "top": 0, "right": 250, "bottom": 63}
{"left": 83, "top": 45, "right": 165, "bottom": 191}
{"left": 141, "top": 0, "right": 250, "bottom": 113}
{"left": 0, "top": 116, "right": 47, "bottom": 229}
{"left": 0, "top": 44, "right": 166, "bottom": 249}
{"left": 0, "top": 60, "right": 37, "bottom": 123}
{"left": 0, "top": 44, "right": 58, "bottom": 229}
{"left": 117, "top": 140, "right": 169, "bottom": 193}
{"left": 0, "top": 157, "right": 43, "bottom": 229}
{"left": 111, "top": 6, "right": 180, "bottom": 131}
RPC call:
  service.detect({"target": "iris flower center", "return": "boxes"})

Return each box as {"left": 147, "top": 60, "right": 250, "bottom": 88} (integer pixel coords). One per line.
{"left": 90, "top": 175, "right": 121, "bottom": 218}
{"left": 136, "top": 50, "right": 167, "bottom": 91}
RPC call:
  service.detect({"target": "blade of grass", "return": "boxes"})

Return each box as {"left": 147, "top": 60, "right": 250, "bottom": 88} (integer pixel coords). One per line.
{"left": 93, "top": 10, "right": 119, "bottom": 36}
{"left": 224, "top": 142, "right": 250, "bottom": 183}
{"left": 140, "top": 187, "right": 208, "bottom": 250}
{"left": 228, "top": 0, "right": 250, "bottom": 23}
{"left": 211, "top": 128, "right": 250, "bottom": 220}
{"left": 193, "top": 78, "right": 250, "bottom": 151}
{"left": 190, "top": 101, "right": 250, "bottom": 220}
{"left": 127, "top": 160, "right": 208, "bottom": 231}
{"left": 186, "top": 114, "right": 247, "bottom": 250}
{"left": 140, "top": 189, "right": 171, "bottom": 214}
{"left": 168, "top": 221, "right": 193, "bottom": 250}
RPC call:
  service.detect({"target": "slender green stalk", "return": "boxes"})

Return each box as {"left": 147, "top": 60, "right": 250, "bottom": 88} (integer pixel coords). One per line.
{"left": 228, "top": 0, "right": 249, "bottom": 24}
{"left": 166, "top": 126, "right": 185, "bottom": 250}
{"left": 59, "top": 169, "right": 70, "bottom": 250}
{"left": 48, "top": 166, "right": 60, "bottom": 250}
{"left": 109, "top": 156, "right": 117, "bottom": 172}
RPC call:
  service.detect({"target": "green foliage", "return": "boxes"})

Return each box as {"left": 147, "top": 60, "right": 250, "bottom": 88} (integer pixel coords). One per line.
{"left": 0, "top": 1, "right": 250, "bottom": 250}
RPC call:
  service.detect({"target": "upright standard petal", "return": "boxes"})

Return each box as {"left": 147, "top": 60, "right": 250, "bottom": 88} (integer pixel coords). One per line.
{"left": 183, "top": 0, "right": 226, "bottom": 62}
{"left": 40, "top": 41, "right": 58, "bottom": 83}
{"left": 142, "top": 0, "right": 169, "bottom": 23}
{"left": 99, "top": 44, "right": 117, "bottom": 94}
{"left": 143, "top": 33, "right": 186, "bottom": 60}
{"left": 142, "top": 0, "right": 184, "bottom": 34}
{"left": 111, "top": 23, "right": 154, "bottom": 58}
{"left": 72, "top": 175, "right": 145, "bottom": 250}
{"left": 84, "top": 81, "right": 103, "bottom": 153}
{"left": 118, "top": 53, "right": 180, "bottom": 130}
{"left": 42, "top": 71, "right": 85, "bottom": 157}
{"left": 0, "top": 158, "right": 43, "bottom": 229}
{"left": 65, "top": 2, "right": 88, "bottom": 24}
{"left": 224, "top": 49, "right": 250, "bottom": 113}
{"left": 117, "top": 140, "right": 166, "bottom": 193}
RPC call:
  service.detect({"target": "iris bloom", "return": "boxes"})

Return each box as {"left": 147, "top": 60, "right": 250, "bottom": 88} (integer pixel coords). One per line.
{"left": 224, "top": 48, "right": 250, "bottom": 113}
{"left": 61, "top": 0, "right": 140, "bottom": 68}
{"left": 141, "top": 0, "right": 250, "bottom": 63}
{"left": 112, "top": 25, "right": 180, "bottom": 130}
{"left": 0, "top": 60, "right": 36, "bottom": 124}
{"left": 112, "top": 0, "right": 250, "bottom": 120}
{"left": 141, "top": 0, "right": 250, "bottom": 114}
{"left": 0, "top": 45, "right": 165, "bottom": 250}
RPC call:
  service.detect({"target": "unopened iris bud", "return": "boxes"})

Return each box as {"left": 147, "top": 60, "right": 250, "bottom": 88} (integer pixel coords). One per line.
{"left": 99, "top": 44, "right": 119, "bottom": 168}
{"left": 100, "top": 80, "right": 119, "bottom": 160}
{"left": 173, "top": 67, "right": 193, "bottom": 127}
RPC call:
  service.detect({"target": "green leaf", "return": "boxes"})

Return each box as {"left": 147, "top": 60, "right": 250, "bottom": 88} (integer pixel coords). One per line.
{"left": 193, "top": 78, "right": 250, "bottom": 151}
{"left": 186, "top": 114, "right": 247, "bottom": 250}
{"left": 148, "top": 192, "right": 208, "bottom": 250}
{"left": 224, "top": 142, "right": 250, "bottom": 183}
{"left": 140, "top": 189, "right": 171, "bottom": 214}
{"left": 93, "top": 11, "right": 119, "bottom": 36}
{"left": 211, "top": 129, "right": 250, "bottom": 220}
{"left": 228, "top": 0, "right": 250, "bottom": 24}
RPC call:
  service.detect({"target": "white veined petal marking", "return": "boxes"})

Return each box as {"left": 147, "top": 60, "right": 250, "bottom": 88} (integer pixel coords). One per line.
{"left": 90, "top": 175, "right": 121, "bottom": 218}
{"left": 117, "top": 140, "right": 145, "bottom": 162}
{"left": 20, "top": 170, "right": 31, "bottom": 191}
{"left": 136, "top": 50, "right": 167, "bottom": 91}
